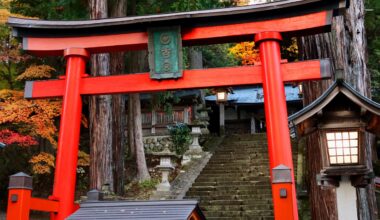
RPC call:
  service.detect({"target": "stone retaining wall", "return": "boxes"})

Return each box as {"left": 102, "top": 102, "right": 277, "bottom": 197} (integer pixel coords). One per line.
{"left": 143, "top": 135, "right": 174, "bottom": 153}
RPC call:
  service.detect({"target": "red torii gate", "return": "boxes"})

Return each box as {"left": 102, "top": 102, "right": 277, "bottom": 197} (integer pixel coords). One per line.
{"left": 6, "top": 1, "right": 348, "bottom": 220}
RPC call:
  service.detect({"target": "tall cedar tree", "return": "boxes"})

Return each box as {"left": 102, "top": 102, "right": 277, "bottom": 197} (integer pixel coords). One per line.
{"left": 110, "top": 0, "right": 127, "bottom": 195}
{"left": 89, "top": 0, "right": 114, "bottom": 192}
{"left": 298, "top": 0, "right": 377, "bottom": 219}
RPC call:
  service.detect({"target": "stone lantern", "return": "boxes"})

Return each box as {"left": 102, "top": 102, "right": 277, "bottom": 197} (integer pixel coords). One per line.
{"left": 189, "top": 125, "right": 203, "bottom": 153}
{"left": 155, "top": 145, "right": 176, "bottom": 192}
{"left": 212, "top": 88, "right": 232, "bottom": 135}
{"left": 289, "top": 81, "right": 380, "bottom": 220}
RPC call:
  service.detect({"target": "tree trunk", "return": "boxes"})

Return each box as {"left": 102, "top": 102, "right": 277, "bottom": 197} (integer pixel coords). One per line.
{"left": 189, "top": 47, "right": 205, "bottom": 105}
{"left": 109, "top": 0, "right": 127, "bottom": 196}
{"left": 89, "top": 0, "right": 114, "bottom": 192}
{"left": 132, "top": 92, "right": 150, "bottom": 181}
{"left": 298, "top": 0, "right": 376, "bottom": 219}
{"left": 127, "top": 49, "right": 150, "bottom": 181}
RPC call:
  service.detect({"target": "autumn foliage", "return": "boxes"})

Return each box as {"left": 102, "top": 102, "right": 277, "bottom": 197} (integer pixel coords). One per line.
{"left": 229, "top": 38, "right": 299, "bottom": 66}
{"left": 0, "top": 89, "right": 61, "bottom": 146}
{"left": 16, "top": 65, "right": 56, "bottom": 81}
{"left": 229, "top": 41, "right": 260, "bottom": 65}
{"left": 29, "top": 152, "right": 55, "bottom": 174}
{"left": 0, "top": 129, "right": 38, "bottom": 146}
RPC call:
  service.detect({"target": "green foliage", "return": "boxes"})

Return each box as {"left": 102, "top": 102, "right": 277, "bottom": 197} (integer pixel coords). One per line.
{"left": 171, "top": 0, "right": 231, "bottom": 11}
{"left": 167, "top": 122, "right": 192, "bottom": 155}
{"left": 134, "top": 0, "right": 232, "bottom": 15}
{"left": 151, "top": 91, "right": 180, "bottom": 113}
{"left": 201, "top": 44, "right": 239, "bottom": 68}
{"left": 10, "top": 0, "right": 88, "bottom": 20}
{"left": 366, "top": 0, "right": 380, "bottom": 101}
{"left": 139, "top": 179, "right": 159, "bottom": 189}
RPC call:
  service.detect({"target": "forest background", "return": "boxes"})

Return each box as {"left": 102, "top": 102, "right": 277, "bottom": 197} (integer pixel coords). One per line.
{"left": 0, "top": 0, "right": 379, "bottom": 213}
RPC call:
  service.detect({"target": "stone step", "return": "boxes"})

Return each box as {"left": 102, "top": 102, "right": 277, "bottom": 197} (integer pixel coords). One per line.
{"left": 225, "top": 134, "right": 267, "bottom": 141}
{"left": 184, "top": 134, "right": 275, "bottom": 219}
{"left": 216, "top": 144, "right": 268, "bottom": 148}
{"left": 194, "top": 173, "right": 269, "bottom": 178}
{"left": 202, "top": 165, "right": 270, "bottom": 170}
{"left": 189, "top": 185, "right": 271, "bottom": 192}
{"left": 210, "top": 154, "right": 269, "bottom": 160}
{"left": 221, "top": 140, "right": 267, "bottom": 144}
{"left": 195, "top": 176, "right": 270, "bottom": 183}
{"left": 206, "top": 217, "right": 274, "bottom": 220}
{"left": 203, "top": 210, "right": 273, "bottom": 218}
{"left": 192, "top": 180, "right": 270, "bottom": 187}
{"left": 185, "top": 194, "right": 273, "bottom": 201}
{"left": 199, "top": 199, "right": 273, "bottom": 206}
{"left": 207, "top": 159, "right": 270, "bottom": 164}
{"left": 200, "top": 168, "right": 270, "bottom": 174}
{"left": 187, "top": 189, "right": 272, "bottom": 196}
{"left": 201, "top": 204, "right": 273, "bottom": 212}
{"left": 213, "top": 151, "right": 269, "bottom": 156}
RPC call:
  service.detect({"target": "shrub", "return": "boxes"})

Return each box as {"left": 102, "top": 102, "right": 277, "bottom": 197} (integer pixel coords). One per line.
{"left": 167, "top": 122, "right": 191, "bottom": 155}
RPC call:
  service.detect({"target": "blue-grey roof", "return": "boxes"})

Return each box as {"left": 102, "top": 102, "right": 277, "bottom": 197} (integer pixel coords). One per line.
{"left": 67, "top": 200, "right": 205, "bottom": 220}
{"left": 205, "top": 85, "right": 301, "bottom": 104}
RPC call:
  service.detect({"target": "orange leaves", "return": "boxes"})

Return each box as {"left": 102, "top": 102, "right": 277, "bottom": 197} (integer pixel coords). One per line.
{"left": 0, "top": 89, "right": 61, "bottom": 146}
{"left": 0, "top": 9, "right": 11, "bottom": 24}
{"left": 17, "top": 65, "right": 56, "bottom": 81}
{"left": 29, "top": 150, "right": 89, "bottom": 175}
{"left": 229, "top": 41, "right": 260, "bottom": 66}
{"left": 29, "top": 152, "right": 55, "bottom": 174}
{"left": 78, "top": 150, "right": 90, "bottom": 167}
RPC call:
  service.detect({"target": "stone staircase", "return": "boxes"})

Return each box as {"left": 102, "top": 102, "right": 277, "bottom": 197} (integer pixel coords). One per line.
{"left": 185, "top": 133, "right": 274, "bottom": 220}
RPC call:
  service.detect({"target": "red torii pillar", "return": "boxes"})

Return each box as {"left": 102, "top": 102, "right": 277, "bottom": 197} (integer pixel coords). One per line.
{"left": 255, "top": 32, "right": 297, "bottom": 220}
{"left": 51, "top": 48, "right": 89, "bottom": 220}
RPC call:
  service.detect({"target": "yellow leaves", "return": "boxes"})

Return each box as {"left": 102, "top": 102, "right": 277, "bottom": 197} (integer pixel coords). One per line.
{"left": 0, "top": 9, "right": 11, "bottom": 24}
{"left": 234, "top": 0, "right": 250, "bottom": 6}
{"left": 78, "top": 150, "right": 90, "bottom": 167}
{"left": 229, "top": 41, "right": 260, "bottom": 66}
{"left": 0, "top": 0, "right": 12, "bottom": 9}
{"left": 0, "top": 8, "right": 37, "bottom": 24}
{"left": 29, "top": 152, "right": 55, "bottom": 174}
{"left": 16, "top": 65, "right": 56, "bottom": 81}
{"left": 229, "top": 38, "right": 299, "bottom": 66}
{"left": 29, "top": 150, "right": 89, "bottom": 175}
{"left": 0, "top": 89, "right": 61, "bottom": 146}
{"left": 285, "top": 37, "right": 299, "bottom": 55}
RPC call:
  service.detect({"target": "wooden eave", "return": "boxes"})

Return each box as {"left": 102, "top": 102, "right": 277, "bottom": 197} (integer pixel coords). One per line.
{"left": 288, "top": 81, "right": 380, "bottom": 136}
{"left": 8, "top": 0, "right": 347, "bottom": 38}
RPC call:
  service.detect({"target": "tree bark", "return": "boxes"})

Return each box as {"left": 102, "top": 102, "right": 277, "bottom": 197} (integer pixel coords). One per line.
{"left": 132, "top": 92, "right": 150, "bottom": 181}
{"left": 127, "top": 49, "right": 151, "bottom": 181}
{"left": 298, "top": 0, "right": 376, "bottom": 219}
{"left": 189, "top": 47, "right": 205, "bottom": 105}
{"left": 89, "top": 0, "right": 114, "bottom": 192}
{"left": 109, "top": 0, "right": 127, "bottom": 196}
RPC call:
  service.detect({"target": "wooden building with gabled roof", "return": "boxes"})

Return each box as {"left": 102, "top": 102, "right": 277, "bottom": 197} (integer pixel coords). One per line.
{"left": 289, "top": 80, "right": 380, "bottom": 138}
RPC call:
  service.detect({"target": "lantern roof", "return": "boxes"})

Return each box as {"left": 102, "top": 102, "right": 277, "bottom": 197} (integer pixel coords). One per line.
{"left": 289, "top": 80, "right": 380, "bottom": 137}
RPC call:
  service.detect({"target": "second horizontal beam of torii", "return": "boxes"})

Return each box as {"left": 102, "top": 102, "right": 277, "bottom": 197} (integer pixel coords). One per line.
{"left": 25, "top": 59, "right": 330, "bottom": 98}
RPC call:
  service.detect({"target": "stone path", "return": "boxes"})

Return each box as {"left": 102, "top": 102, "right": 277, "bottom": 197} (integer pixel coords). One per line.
{"left": 185, "top": 133, "right": 274, "bottom": 220}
